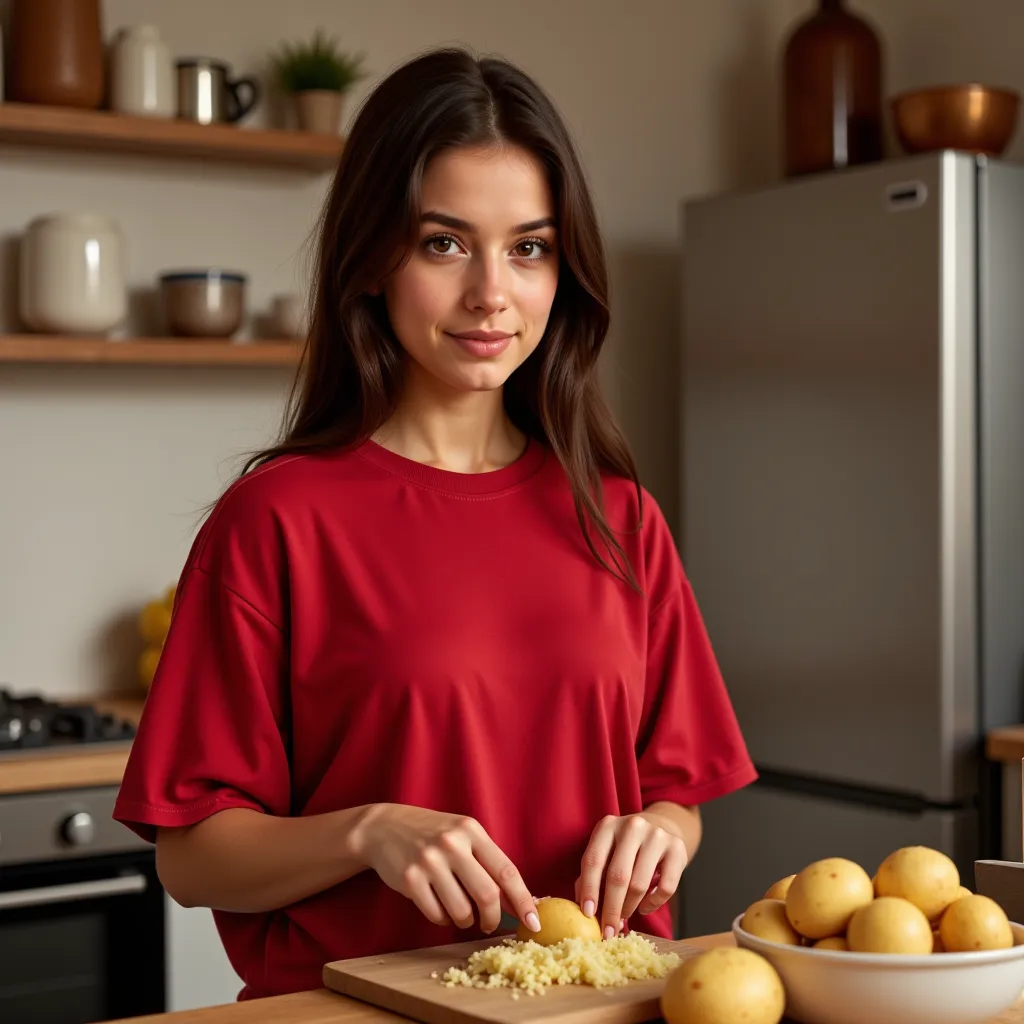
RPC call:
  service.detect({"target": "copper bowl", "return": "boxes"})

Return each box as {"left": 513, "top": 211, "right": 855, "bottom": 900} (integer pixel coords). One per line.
{"left": 891, "top": 84, "right": 1020, "bottom": 157}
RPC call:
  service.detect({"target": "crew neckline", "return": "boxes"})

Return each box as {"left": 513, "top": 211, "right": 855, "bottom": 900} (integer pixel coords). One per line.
{"left": 355, "top": 436, "right": 548, "bottom": 495}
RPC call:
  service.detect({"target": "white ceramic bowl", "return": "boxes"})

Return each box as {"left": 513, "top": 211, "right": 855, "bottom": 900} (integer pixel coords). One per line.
{"left": 732, "top": 914, "right": 1024, "bottom": 1024}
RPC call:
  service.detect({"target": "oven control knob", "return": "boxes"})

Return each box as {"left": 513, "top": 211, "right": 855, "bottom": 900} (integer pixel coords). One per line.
{"left": 61, "top": 811, "right": 96, "bottom": 847}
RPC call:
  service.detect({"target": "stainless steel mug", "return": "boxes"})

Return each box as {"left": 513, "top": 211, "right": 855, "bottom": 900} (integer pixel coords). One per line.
{"left": 175, "top": 58, "right": 258, "bottom": 124}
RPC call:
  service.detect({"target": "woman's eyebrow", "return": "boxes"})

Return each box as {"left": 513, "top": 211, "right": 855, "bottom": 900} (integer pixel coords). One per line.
{"left": 420, "top": 211, "right": 557, "bottom": 234}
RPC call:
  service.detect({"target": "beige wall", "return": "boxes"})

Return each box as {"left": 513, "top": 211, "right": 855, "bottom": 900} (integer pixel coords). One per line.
{"left": 14, "top": 0, "right": 1015, "bottom": 700}
{"left": 0, "top": 0, "right": 798, "bottom": 699}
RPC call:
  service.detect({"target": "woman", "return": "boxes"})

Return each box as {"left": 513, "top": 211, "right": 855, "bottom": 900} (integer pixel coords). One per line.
{"left": 114, "top": 45, "right": 756, "bottom": 1001}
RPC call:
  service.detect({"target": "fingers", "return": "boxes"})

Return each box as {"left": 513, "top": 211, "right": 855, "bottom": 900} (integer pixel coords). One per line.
{"left": 577, "top": 816, "right": 617, "bottom": 922}
{"left": 620, "top": 839, "right": 667, "bottom": 922}
{"left": 599, "top": 818, "right": 647, "bottom": 938}
{"left": 400, "top": 863, "right": 453, "bottom": 928}
{"left": 638, "top": 838, "right": 688, "bottom": 915}
{"left": 471, "top": 826, "right": 540, "bottom": 933}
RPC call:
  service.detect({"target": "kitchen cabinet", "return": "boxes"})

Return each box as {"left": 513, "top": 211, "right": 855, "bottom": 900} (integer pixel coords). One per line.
{"left": 167, "top": 899, "right": 243, "bottom": 1011}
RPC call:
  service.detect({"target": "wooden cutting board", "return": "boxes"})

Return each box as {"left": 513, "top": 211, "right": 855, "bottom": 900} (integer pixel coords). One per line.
{"left": 322, "top": 933, "right": 704, "bottom": 1024}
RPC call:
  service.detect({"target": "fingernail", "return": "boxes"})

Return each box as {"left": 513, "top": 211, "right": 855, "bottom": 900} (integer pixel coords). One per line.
{"left": 604, "top": 925, "right": 615, "bottom": 940}
{"left": 526, "top": 912, "right": 540, "bottom": 932}
{"left": 583, "top": 900, "right": 596, "bottom": 917}
{"left": 619, "top": 918, "right": 625, "bottom": 931}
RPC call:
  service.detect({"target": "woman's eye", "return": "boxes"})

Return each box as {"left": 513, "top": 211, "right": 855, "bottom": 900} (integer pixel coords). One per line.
{"left": 427, "top": 235, "right": 460, "bottom": 255}
{"left": 514, "top": 239, "right": 550, "bottom": 259}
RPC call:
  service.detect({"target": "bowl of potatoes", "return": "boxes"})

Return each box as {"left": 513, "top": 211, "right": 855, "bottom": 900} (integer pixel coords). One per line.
{"left": 729, "top": 846, "right": 1024, "bottom": 1024}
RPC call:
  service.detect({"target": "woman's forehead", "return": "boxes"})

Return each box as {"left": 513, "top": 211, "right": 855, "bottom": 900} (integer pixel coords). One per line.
{"left": 420, "top": 145, "right": 555, "bottom": 231}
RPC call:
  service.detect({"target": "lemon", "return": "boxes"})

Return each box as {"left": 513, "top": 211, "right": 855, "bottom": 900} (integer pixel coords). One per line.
{"left": 138, "top": 646, "right": 162, "bottom": 690}
{"left": 139, "top": 600, "right": 172, "bottom": 646}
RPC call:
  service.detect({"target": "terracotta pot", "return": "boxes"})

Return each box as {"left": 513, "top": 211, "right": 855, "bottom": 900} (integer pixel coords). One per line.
{"left": 8, "top": 0, "right": 105, "bottom": 109}
{"left": 295, "top": 90, "right": 345, "bottom": 134}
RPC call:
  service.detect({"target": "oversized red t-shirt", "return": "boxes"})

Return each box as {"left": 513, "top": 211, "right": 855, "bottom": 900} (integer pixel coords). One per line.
{"left": 113, "top": 437, "right": 756, "bottom": 1000}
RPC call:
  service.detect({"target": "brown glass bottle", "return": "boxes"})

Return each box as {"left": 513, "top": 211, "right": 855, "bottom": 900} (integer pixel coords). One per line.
{"left": 783, "top": 0, "right": 884, "bottom": 177}
{"left": 8, "top": 0, "right": 105, "bottom": 109}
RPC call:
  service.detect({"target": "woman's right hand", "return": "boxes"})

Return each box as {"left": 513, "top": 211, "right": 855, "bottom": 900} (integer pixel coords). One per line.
{"left": 352, "top": 803, "right": 540, "bottom": 935}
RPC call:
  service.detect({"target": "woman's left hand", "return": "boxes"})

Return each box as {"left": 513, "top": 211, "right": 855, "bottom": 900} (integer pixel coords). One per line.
{"left": 575, "top": 813, "right": 688, "bottom": 939}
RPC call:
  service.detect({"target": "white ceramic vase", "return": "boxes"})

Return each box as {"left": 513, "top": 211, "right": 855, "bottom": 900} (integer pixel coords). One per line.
{"left": 20, "top": 213, "right": 128, "bottom": 335}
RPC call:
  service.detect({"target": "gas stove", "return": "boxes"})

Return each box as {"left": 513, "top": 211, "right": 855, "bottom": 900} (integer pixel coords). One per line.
{"left": 0, "top": 688, "right": 137, "bottom": 761}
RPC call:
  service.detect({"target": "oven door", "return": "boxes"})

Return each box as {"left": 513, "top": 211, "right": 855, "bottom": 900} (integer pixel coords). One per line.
{"left": 0, "top": 850, "right": 166, "bottom": 1024}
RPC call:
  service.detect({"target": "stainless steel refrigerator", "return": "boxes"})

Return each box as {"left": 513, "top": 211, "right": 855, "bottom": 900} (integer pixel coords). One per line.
{"left": 677, "top": 151, "right": 1024, "bottom": 938}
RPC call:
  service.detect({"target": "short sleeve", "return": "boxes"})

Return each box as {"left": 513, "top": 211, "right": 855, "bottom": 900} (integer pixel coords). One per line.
{"left": 634, "top": 499, "right": 757, "bottom": 807}
{"left": 114, "top": 493, "right": 291, "bottom": 843}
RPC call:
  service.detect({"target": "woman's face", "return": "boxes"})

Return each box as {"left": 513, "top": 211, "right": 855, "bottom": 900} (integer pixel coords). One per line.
{"left": 382, "top": 144, "right": 560, "bottom": 396}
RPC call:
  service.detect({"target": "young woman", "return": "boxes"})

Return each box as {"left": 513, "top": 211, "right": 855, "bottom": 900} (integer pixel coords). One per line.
{"left": 114, "top": 46, "right": 757, "bottom": 1001}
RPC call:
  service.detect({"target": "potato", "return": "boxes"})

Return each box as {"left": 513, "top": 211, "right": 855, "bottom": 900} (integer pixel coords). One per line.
{"left": 661, "top": 948, "right": 785, "bottom": 1024}
{"left": 938, "top": 894, "right": 1013, "bottom": 952}
{"left": 785, "top": 857, "right": 874, "bottom": 939}
{"left": 740, "top": 899, "right": 801, "bottom": 945}
{"left": 846, "top": 896, "right": 933, "bottom": 954}
{"left": 764, "top": 874, "right": 796, "bottom": 901}
{"left": 813, "top": 935, "right": 848, "bottom": 950}
{"left": 515, "top": 896, "right": 601, "bottom": 945}
{"left": 874, "top": 846, "right": 960, "bottom": 922}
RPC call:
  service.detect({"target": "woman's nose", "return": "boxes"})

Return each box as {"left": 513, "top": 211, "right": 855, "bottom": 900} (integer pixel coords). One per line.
{"left": 463, "top": 254, "right": 510, "bottom": 314}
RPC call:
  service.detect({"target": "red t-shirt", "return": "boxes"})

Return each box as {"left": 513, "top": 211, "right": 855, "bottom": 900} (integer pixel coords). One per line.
{"left": 113, "top": 437, "right": 755, "bottom": 1000}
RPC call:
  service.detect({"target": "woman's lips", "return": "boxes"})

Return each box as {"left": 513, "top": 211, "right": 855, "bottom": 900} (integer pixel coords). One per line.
{"left": 446, "top": 331, "right": 515, "bottom": 357}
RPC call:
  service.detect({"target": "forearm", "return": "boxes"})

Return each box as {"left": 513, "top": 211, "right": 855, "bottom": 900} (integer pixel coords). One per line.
{"left": 155, "top": 804, "right": 377, "bottom": 913}
{"left": 641, "top": 800, "right": 703, "bottom": 861}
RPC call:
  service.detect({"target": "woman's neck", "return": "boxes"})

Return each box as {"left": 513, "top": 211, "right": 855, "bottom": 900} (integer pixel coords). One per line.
{"left": 372, "top": 377, "right": 527, "bottom": 474}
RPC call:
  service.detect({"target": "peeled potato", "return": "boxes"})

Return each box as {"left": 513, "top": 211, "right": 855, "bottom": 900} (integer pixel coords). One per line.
{"left": 813, "top": 936, "right": 848, "bottom": 950}
{"left": 764, "top": 874, "right": 796, "bottom": 901}
{"left": 515, "top": 896, "right": 601, "bottom": 945}
{"left": 661, "top": 947, "right": 785, "bottom": 1024}
{"left": 847, "top": 897, "right": 933, "bottom": 954}
{"left": 741, "top": 899, "right": 801, "bottom": 945}
{"left": 938, "top": 894, "right": 1013, "bottom": 952}
{"left": 785, "top": 857, "right": 874, "bottom": 939}
{"left": 954, "top": 885, "right": 972, "bottom": 901}
{"left": 874, "top": 846, "right": 960, "bottom": 922}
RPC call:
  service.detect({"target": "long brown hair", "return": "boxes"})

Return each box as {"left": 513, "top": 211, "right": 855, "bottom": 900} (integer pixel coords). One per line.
{"left": 244, "top": 46, "right": 643, "bottom": 589}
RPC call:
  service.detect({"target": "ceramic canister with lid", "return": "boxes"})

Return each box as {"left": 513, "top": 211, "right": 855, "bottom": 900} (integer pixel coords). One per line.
{"left": 20, "top": 213, "right": 128, "bottom": 334}
{"left": 110, "top": 25, "right": 176, "bottom": 118}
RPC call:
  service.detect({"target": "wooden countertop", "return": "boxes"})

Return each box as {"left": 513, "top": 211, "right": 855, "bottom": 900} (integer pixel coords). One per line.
{"left": 988, "top": 726, "right": 1024, "bottom": 766}
{"left": 0, "top": 695, "right": 146, "bottom": 795}
{"left": 109, "top": 934, "right": 737, "bottom": 1024}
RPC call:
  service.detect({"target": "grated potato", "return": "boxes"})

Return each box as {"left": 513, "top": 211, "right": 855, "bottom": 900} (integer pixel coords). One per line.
{"left": 439, "top": 933, "right": 680, "bottom": 997}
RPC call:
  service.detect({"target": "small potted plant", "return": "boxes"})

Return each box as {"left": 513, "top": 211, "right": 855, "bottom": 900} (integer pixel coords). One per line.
{"left": 270, "top": 30, "right": 367, "bottom": 135}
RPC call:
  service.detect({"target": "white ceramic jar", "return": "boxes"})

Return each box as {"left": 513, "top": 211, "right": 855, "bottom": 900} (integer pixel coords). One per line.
{"left": 20, "top": 214, "right": 127, "bottom": 335}
{"left": 110, "top": 25, "right": 175, "bottom": 118}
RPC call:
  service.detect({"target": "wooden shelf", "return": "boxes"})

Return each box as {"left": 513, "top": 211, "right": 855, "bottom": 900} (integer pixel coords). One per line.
{"left": 0, "top": 101, "right": 342, "bottom": 171}
{"left": 0, "top": 335, "right": 303, "bottom": 366}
